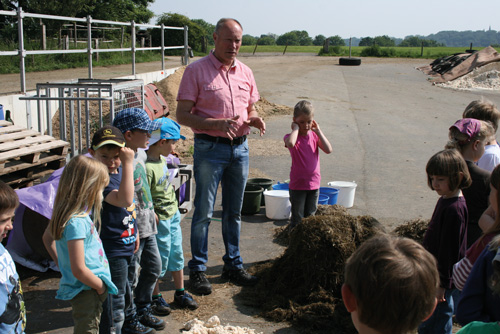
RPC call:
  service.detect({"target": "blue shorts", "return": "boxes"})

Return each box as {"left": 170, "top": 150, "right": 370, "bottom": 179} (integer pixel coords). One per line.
{"left": 156, "top": 210, "right": 184, "bottom": 276}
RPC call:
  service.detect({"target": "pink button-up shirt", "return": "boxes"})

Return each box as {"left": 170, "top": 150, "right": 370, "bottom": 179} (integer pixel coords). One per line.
{"left": 177, "top": 52, "right": 260, "bottom": 138}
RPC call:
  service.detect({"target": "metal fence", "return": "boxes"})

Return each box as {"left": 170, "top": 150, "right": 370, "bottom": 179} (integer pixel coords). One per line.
{"left": 0, "top": 7, "right": 190, "bottom": 93}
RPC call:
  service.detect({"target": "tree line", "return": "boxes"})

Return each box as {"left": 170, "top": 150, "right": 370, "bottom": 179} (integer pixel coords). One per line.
{"left": 1, "top": 3, "right": 499, "bottom": 51}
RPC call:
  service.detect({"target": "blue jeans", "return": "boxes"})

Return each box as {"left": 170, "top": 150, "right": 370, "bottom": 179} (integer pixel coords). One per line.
{"left": 418, "top": 289, "right": 454, "bottom": 334}
{"left": 100, "top": 255, "right": 133, "bottom": 334}
{"left": 289, "top": 189, "right": 319, "bottom": 227}
{"left": 188, "top": 137, "right": 249, "bottom": 272}
{"left": 126, "top": 235, "right": 161, "bottom": 317}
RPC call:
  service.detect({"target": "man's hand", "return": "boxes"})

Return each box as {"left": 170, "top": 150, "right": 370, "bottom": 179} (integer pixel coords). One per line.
{"left": 218, "top": 115, "right": 240, "bottom": 139}
{"left": 245, "top": 116, "right": 266, "bottom": 136}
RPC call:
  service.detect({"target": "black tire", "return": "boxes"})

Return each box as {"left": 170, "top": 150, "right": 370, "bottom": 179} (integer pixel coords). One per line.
{"left": 339, "top": 57, "right": 361, "bottom": 66}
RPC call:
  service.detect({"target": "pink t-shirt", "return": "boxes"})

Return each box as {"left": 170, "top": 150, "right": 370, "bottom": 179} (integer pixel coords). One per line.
{"left": 177, "top": 52, "right": 260, "bottom": 138}
{"left": 284, "top": 131, "right": 320, "bottom": 190}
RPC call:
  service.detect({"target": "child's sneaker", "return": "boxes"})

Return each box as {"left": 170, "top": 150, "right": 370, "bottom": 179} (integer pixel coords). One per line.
{"left": 138, "top": 307, "right": 166, "bottom": 330}
{"left": 122, "top": 317, "right": 155, "bottom": 334}
{"left": 174, "top": 291, "right": 199, "bottom": 310}
{"left": 151, "top": 294, "right": 171, "bottom": 316}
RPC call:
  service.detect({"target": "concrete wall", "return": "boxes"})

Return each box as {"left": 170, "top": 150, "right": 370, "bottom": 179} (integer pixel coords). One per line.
{"left": 0, "top": 67, "right": 179, "bottom": 133}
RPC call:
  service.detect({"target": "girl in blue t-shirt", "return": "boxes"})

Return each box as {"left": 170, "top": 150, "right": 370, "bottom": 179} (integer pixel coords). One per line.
{"left": 47, "top": 155, "right": 117, "bottom": 333}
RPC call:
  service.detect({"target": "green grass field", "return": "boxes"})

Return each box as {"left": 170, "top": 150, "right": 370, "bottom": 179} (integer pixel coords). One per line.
{"left": 240, "top": 45, "right": 497, "bottom": 59}
{"left": 0, "top": 44, "right": 497, "bottom": 74}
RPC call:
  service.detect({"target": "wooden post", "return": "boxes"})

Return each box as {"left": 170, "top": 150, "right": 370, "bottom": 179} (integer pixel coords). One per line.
{"left": 323, "top": 38, "right": 329, "bottom": 53}
{"left": 283, "top": 43, "right": 288, "bottom": 55}
{"left": 41, "top": 24, "right": 46, "bottom": 50}
{"left": 253, "top": 40, "right": 259, "bottom": 55}
{"left": 74, "top": 22, "right": 77, "bottom": 48}
{"left": 94, "top": 38, "right": 99, "bottom": 62}
{"left": 421, "top": 41, "right": 424, "bottom": 57}
{"left": 141, "top": 37, "right": 145, "bottom": 53}
{"left": 63, "top": 35, "right": 69, "bottom": 50}
{"left": 121, "top": 27, "right": 124, "bottom": 56}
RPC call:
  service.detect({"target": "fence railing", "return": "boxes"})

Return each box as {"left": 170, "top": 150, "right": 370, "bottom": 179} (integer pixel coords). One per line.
{"left": 0, "top": 7, "right": 190, "bottom": 93}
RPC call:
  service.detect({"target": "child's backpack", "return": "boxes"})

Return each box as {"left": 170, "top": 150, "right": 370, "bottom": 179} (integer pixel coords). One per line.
{"left": 143, "top": 83, "right": 169, "bottom": 120}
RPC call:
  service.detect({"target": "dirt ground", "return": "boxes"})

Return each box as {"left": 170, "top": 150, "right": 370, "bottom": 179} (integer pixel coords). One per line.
{"left": 8, "top": 54, "right": 500, "bottom": 333}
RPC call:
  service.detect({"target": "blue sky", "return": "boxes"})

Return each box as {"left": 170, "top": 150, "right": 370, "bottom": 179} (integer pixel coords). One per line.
{"left": 148, "top": 0, "right": 500, "bottom": 39}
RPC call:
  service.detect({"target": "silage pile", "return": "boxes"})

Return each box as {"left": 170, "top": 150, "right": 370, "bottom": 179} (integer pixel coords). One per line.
{"left": 243, "top": 206, "right": 429, "bottom": 333}
{"left": 243, "top": 206, "right": 386, "bottom": 333}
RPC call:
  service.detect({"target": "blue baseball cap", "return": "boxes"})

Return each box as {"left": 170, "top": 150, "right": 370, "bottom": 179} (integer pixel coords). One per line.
{"left": 112, "top": 108, "right": 161, "bottom": 133}
{"left": 149, "top": 117, "right": 185, "bottom": 146}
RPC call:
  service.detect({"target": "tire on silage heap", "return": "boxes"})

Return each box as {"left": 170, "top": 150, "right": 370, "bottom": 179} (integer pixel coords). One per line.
{"left": 252, "top": 210, "right": 385, "bottom": 333}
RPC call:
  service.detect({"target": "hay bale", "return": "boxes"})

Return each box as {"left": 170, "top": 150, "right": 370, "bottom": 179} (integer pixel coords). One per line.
{"left": 249, "top": 210, "right": 385, "bottom": 333}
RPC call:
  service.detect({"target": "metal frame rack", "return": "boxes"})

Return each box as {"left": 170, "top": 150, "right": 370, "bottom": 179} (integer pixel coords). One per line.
{"left": 20, "top": 78, "right": 144, "bottom": 156}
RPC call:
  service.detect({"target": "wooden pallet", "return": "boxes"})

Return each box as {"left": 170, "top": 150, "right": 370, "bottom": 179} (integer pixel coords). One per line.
{"left": 0, "top": 120, "right": 69, "bottom": 188}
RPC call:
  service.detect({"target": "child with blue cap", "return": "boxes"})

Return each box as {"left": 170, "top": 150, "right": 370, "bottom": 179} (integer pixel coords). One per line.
{"left": 113, "top": 107, "right": 165, "bottom": 333}
{"left": 145, "top": 117, "right": 198, "bottom": 313}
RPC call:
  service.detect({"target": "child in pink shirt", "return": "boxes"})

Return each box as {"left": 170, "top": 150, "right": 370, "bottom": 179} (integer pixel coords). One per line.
{"left": 284, "top": 100, "right": 332, "bottom": 227}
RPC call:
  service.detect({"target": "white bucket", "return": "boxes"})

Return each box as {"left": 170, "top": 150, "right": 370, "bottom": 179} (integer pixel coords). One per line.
{"left": 327, "top": 181, "right": 357, "bottom": 208}
{"left": 263, "top": 190, "right": 291, "bottom": 220}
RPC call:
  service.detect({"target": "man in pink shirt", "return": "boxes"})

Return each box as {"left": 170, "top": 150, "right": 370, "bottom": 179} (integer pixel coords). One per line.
{"left": 176, "top": 18, "right": 265, "bottom": 295}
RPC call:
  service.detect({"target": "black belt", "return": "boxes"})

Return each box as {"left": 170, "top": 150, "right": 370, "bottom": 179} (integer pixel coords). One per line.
{"left": 195, "top": 133, "right": 247, "bottom": 146}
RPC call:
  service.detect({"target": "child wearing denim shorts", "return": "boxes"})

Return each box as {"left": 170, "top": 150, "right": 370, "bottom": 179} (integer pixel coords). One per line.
{"left": 146, "top": 118, "right": 198, "bottom": 312}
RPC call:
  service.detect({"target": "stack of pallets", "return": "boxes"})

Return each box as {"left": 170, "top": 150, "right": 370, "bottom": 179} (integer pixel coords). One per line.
{"left": 0, "top": 120, "right": 69, "bottom": 188}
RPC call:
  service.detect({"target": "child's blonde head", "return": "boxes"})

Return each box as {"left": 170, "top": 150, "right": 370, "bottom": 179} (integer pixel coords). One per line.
{"left": 293, "top": 100, "right": 314, "bottom": 118}
{"left": 426, "top": 149, "right": 472, "bottom": 191}
{"left": 446, "top": 118, "right": 494, "bottom": 152}
{"left": 50, "top": 155, "right": 109, "bottom": 240}
{"left": 463, "top": 98, "right": 500, "bottom": 132}
{"left": 343, "top": 234, "right": 439, "bottom": 334}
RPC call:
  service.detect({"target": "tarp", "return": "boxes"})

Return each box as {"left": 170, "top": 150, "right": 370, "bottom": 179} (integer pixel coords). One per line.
{"left": 418, "top": 46, "right": 500, "bottom": 83}
{"left": 7, "top": 167, "right": 63, "bottom": 272}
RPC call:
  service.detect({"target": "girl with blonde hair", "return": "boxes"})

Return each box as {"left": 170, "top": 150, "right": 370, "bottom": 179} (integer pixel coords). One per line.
{"left": 48, "top": 155, "right": 117, "bottom": 334}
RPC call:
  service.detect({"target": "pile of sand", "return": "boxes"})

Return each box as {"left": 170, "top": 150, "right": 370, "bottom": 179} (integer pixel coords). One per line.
{"left": 435, "top": 62, "right": 500, "bottom": 91}
{"left": 183, "top": 316, "right": 262, "bottom": 334}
